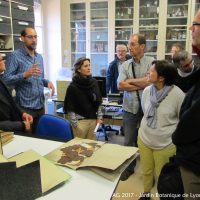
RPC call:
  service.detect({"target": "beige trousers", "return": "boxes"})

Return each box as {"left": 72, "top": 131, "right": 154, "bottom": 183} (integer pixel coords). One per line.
{"left": 180, "top": 166, "right": 200, "bottom": 200}
{"left": 72, "top": 119, "right": 96, "bottom": 140}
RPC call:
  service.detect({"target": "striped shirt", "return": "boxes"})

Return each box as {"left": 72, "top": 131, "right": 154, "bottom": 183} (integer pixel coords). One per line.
{"left": 3, "top": 46, "right": 49, "bottom": 110}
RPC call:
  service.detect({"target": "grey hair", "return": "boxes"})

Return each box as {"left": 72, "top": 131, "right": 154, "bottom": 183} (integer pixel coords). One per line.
{"left": 172, "top": 50, "right": 192, "bottom": 68}
{"left": 171, "top": 43, "right": 184, "bottom": 51}
{"left": 116, "top": 44, "right": 128, "bottom": 51}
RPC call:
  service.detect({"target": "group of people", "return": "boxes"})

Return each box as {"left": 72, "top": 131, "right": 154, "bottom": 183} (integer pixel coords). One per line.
{"left": 104, "top": 12, "right": 200, "bottom": 200}
{"left": 1, "top": 9, "right": 200, "bottom": 200}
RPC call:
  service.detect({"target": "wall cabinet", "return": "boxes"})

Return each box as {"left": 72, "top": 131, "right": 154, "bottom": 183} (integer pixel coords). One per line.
{"left": 61, "top": 0, "right": 197, "bottom": 76}
{"left": 0, "top": 0, "right": 34, "bottom": 57}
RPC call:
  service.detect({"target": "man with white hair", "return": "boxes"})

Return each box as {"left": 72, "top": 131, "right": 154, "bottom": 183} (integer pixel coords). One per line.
{"left": 106, "top": 44, "right": 131, "bottom": 94}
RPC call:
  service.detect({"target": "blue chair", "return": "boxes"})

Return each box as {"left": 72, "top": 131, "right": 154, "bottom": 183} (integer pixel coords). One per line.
{"left": 36, "top": 114, "right": 73, "bottom": 141}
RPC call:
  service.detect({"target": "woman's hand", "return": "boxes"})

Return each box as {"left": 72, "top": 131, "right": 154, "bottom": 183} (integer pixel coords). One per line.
{"left": 97, "top": 119, "right": 103, "bottom": 124}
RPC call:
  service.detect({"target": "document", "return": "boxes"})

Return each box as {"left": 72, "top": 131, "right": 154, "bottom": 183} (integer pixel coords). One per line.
{"left": 45, "top": 137, "right": 138, "bottom": 181}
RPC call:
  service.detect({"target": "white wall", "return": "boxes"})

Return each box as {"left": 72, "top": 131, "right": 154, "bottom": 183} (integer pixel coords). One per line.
{"left": 42, "top": 0, "right": 62, "bottom": 88}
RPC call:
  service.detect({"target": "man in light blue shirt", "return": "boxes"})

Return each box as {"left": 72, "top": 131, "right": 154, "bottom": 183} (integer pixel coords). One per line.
{"left": 118, "top": 33, "right": 154, "bottom": 181}
{"left": 3, "top": 27, "right": 55, "bottom": 133}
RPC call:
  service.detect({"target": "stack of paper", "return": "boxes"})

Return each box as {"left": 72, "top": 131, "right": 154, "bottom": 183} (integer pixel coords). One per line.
{"left": 0, "top": 131, "right": 14, "bottom": 146}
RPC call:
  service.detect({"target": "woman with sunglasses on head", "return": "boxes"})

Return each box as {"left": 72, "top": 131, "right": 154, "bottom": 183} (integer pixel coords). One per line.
{"left": 137, "top": 60, "right": 185, "bottom": 200}
{"left": 64, "top": 57, "right": 103, "bottom": 140}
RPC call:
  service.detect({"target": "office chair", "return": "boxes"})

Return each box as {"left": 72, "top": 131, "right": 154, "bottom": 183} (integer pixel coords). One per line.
{"left": 102, "top": 124, "right": 119, "bottom": 141}
{"left": 36, "top": 114, "right": 73, "bottom": 141}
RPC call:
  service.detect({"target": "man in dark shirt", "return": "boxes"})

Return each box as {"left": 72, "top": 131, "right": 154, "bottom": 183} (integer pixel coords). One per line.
{"left": 173, "top": 50, "right": 200, "bottom": 93}
{"left": 0, "top": 54, "right": 33, "bottom": 132}
{"left": 106, "top": 44, "right": 131, "bottom": 94}
{"left": 172, "top": 11, "right": 200, "bottom": 197}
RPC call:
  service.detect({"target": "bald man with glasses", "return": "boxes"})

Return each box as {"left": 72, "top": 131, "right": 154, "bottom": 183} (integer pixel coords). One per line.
{"left": 173, "top": 50, "right": 200, "bottom": 93}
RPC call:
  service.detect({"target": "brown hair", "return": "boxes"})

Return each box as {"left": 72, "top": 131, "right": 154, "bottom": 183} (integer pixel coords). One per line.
{"left": 73, "top": 57, "right": 90, "bottom": 76}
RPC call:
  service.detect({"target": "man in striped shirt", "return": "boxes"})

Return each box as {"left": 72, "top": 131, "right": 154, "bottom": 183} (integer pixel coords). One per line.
{"left": 3, "top": 27, "right": 55, "bottom": 133}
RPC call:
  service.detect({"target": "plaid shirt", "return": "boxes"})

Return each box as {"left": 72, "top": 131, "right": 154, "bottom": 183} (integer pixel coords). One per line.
{"left": 3, "top": 46, "right": 49, "bottom": 110}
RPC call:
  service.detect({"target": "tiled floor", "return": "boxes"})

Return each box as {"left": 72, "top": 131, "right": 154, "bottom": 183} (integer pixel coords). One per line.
{"left": 112, "top": 158, "right": 159, "bottom": 200}
{"left": 97, "top": 130, "right": 159, "bottom": 200}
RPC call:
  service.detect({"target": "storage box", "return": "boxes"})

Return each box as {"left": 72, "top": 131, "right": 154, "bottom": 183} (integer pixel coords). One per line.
{"left": 12, "top": 19, "right": 34, "bottom": 35}
{"left": 0, "top": 0, "right": 10, "bottom": 17}
{"left": 13, "top": 36, "right": 23, "bottom": 50}
{"left": 12, "top": 2, "right": 34, "bottom": 22}
{"left": 14, "top": 0, "right": 34, "bottom": 6}
{"left": 0, "top": 18, "right": 12, "bottom": 34}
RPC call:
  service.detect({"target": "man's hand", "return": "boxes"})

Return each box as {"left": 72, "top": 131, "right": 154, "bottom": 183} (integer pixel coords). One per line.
{"left": 0, "top": 59, "right": 6, "bottom": 73}
{"left": 22, "top": 112, "right": 33, "bottom": 124}
{"left": 23, "top": 63, "right": 42, "bottom": 78}
{"left": 23, "top": 121, "right": 31, "bottom": 132}
{"left": 48, "top": 82, "right": 55, "bottom": 96}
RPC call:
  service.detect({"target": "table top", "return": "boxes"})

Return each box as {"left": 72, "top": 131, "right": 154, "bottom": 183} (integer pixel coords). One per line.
{"left": 3, "top": 135, "right": 119, "bottom": 200}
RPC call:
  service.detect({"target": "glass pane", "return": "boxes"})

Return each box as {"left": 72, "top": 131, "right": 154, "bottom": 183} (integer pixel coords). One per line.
{"left": 70, "top": 3, "right": 86, "bottom": 65}
{"left": 90, "top": 2, "right": 108, "bottom": 76}
{"left": 115, "top": 28, "right": 132, "bottom": 41}
{"left": 139, "top": 0, "right": 159, "bottom": 57}
{"left": 34, "top": 2, "right": 42, "bottom": 26}
{"left": 71, "top": 53, "right": 86, "bottom": 66}
{"left": 35, "top": 27, "right": 43, "bottom": 54}
{"left": 91, "top": 54, "right": 108, "bottom": 77}
{"left": 195, "top": 0, "right": 200, "bottom": 12}
{"left": 165, "top": 0, "right": 188, "bottom": 58}
{"left": 115, "top": 0, "right": 134, "bottom": 48}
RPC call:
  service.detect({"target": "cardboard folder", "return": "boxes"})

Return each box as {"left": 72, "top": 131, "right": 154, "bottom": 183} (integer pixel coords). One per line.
{"left": 45, "top": 137, "right": 138, "bottom": 181}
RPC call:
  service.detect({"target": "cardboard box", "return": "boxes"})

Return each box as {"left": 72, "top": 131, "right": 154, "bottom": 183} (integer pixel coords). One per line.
{"left": 56, "top": 80, "right": 71, "bottom": 101}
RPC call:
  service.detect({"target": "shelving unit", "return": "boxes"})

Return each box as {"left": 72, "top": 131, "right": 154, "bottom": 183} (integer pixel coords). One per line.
{"left": 165, "top": 0, "right": 189, "bottom": 60}
{"left": 0, "top": 0, "right": 13, "bottom": 55}
{"left": 61, "top": 0, "right": 198, "bottom": 75}
{"left": 139, "top": 0, "right": 159, "bottom": 58}
{"left": 0, "top": 0, "right": 34, "bottom": 57}
{"left": 70, "top": 3, "right": 86, "bottom": 65}
{"left": 90, "top": 1, "right": 108, "bottom": 76}
{"left": 115, "top": 0, "right": 134, "bottom": 49}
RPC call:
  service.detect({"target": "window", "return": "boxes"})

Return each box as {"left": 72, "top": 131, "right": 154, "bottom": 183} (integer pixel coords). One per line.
{"left": 34, "top": 0, "right": 43, "bottom": 55}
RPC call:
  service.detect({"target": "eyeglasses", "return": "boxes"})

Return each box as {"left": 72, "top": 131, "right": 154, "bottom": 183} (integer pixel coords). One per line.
{"left": 192, "top": 22, "right": 200, "bottom": 26}
{"left": 116, "top": 50, "right": 126, "bottom": 53}
{"left": 25, "top": 35, "right": 38, "bottom": 39}
{"left": 128, "top": 43, "right": 140, "bottom": 48}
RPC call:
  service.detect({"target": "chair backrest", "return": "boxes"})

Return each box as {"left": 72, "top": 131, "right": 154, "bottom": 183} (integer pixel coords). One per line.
{"left": 36, "top": 114, "right": 73, "bottom": 141}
